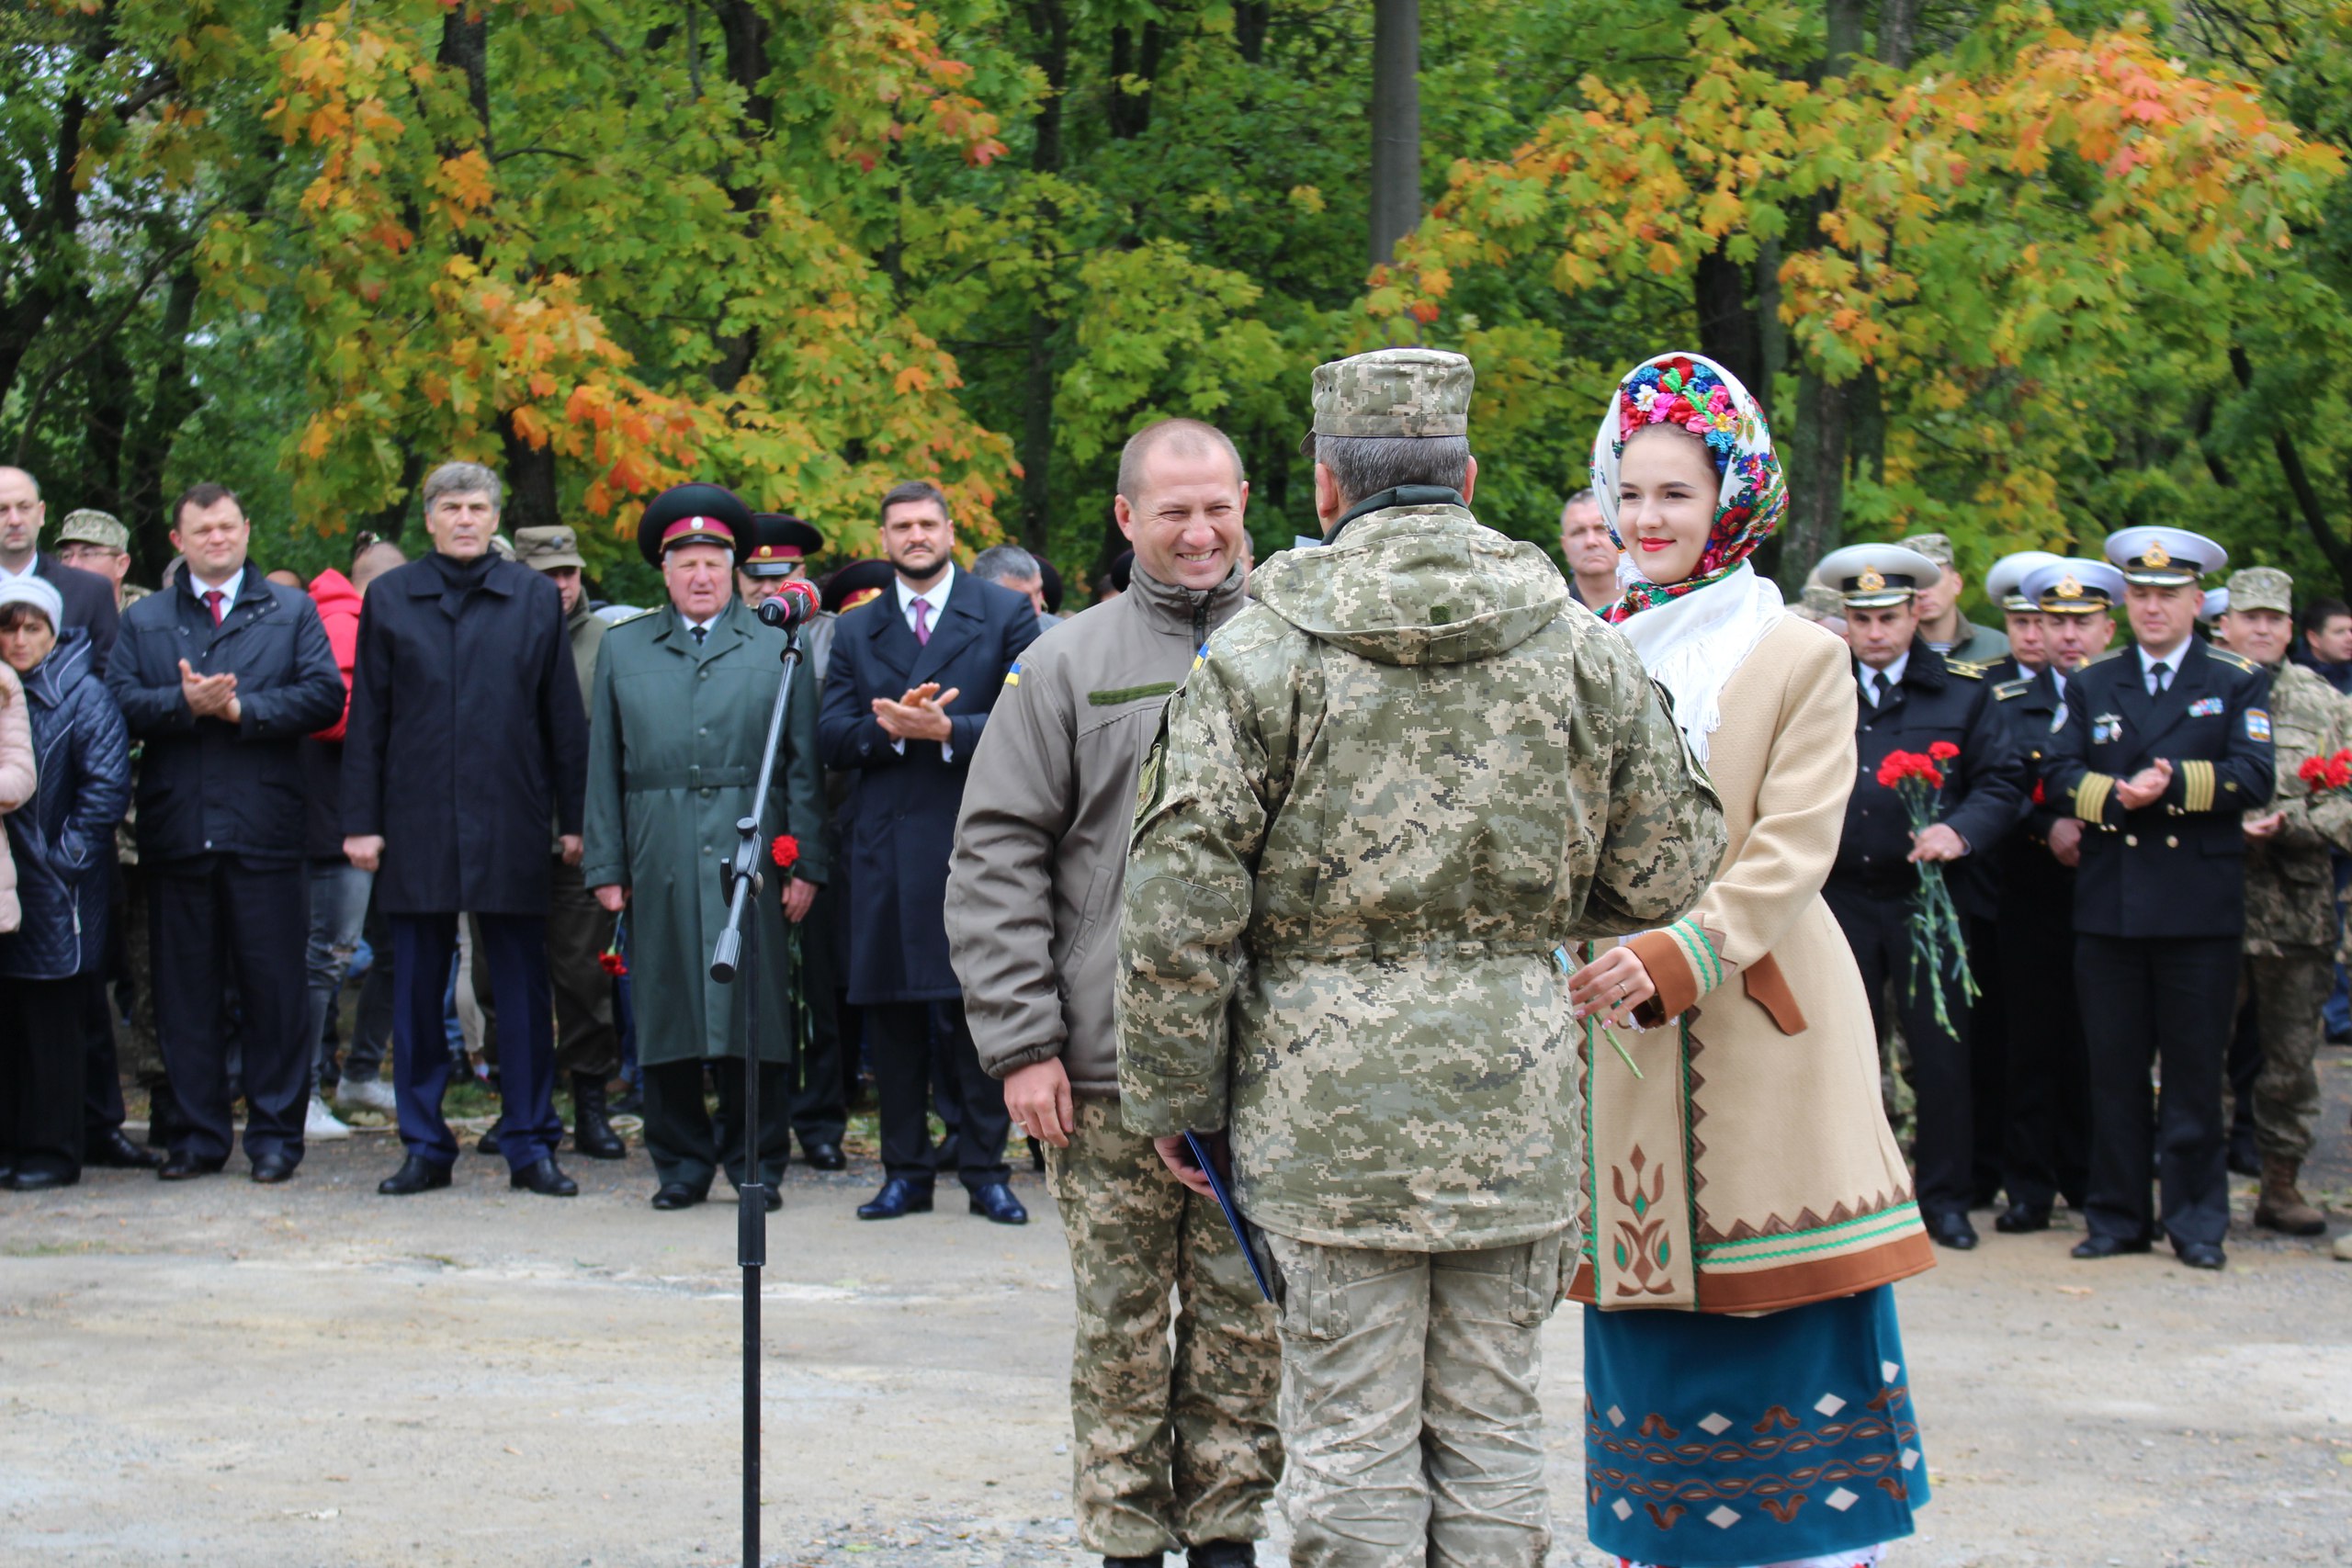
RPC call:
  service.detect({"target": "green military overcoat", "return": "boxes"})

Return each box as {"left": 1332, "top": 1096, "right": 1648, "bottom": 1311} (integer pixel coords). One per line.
{"left": 582, "top": 595, "right": 829, "bottom": 1066}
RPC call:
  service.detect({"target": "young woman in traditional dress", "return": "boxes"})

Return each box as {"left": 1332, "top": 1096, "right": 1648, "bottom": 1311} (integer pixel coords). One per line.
{"left": 1565, "top": 352, "right": 1937, "bottom": 1568}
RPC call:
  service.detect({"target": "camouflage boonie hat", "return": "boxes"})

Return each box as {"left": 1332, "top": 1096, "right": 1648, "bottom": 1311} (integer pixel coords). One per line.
{"left": 2226, "top": 565, "right": 2293, "bottom": 617}
{"left": 1299, "top": 347, "right": 1474, "bottom": 454}
{"left": 1800, "top": 582, "right": 1844, "bottom": 618}
{"left": 1894, "top": 532, "right": 1955, "bottom": 570}
{"left": 57, "top": 510, "right": 128, "bottom": 551}
{"left": 514, "top": 525, "right": 586, "bottom": 572}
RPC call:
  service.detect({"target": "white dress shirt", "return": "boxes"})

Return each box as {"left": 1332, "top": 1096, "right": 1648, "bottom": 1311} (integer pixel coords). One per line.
{"left": 1860, "top": 650, "right": 1909, "bottom": 706}
{"left": 2137, "top": 639, "right": 2187, "bottom": 696}
{"left": 190, "top": 566, "right": 243, "bottom": 617}
{"left": 891, "top": 565, "right": 956, "bottom": 761}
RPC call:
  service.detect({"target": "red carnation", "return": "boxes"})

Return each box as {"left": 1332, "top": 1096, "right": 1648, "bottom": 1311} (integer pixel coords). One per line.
{"left": 772, "top": 834, "right": 800, "bottom": 871}
{"left": 598, "top": 945, "right": 627, "bottom": 977}
{"left": 1928, "top": 740, "right": 1961, "bottom": 762}
{"left": 2300, "top": 755, "right": 2328, "bottom": 785}
{"left": 2330, "top": 754, "right": 2352, "bottom": 791}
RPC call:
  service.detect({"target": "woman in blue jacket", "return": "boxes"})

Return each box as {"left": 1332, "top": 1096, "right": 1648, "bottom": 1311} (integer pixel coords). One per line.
{"left": 0, "top": 576, "right": 130, "bottom": 1190}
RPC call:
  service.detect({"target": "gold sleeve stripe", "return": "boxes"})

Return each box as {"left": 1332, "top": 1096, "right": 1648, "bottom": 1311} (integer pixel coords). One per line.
{"left": 2073, "top": 773, "right": 2115, "bottom": 822}
{"left": 2182, "top": 759, "right": 2215, "bottom": 813}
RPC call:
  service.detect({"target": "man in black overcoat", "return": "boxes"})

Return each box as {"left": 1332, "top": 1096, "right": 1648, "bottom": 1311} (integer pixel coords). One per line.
{"left": 817, "top": 480, "right": 1040, "bottom": 1224}
{"left": 341, "top": 461, "right": 590, "bottom": 1198}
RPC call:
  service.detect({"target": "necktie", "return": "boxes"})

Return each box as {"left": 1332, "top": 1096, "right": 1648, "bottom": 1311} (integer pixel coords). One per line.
{"left": 913, "top": 598, "right": 932, "bottom": 647}
{"left": 1871, "top": 671, "right": 1892, "bottom": 706}
{"left": 2149, "top": 660, "right": 2170, "bottom": 696}
{"left": 692, "top": 624, "right": 707, "bottom": 647}
{"left": 203, "top": 590, "right": 224, "bottom": 626}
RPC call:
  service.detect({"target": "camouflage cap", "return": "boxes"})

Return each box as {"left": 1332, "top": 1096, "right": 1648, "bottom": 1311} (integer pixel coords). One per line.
{"left": 1800, "top": 582, "right": 1844, "bottom": 618}
{"left": 514, "top": 525, "right": 586, "bottom": 572}
{"left": 1305, "top": 347, "right": 1474, "bottom": 449}
{"left": 2226, "top": 565, "right": 2293, "bottom": 617}
{"left": 1894, "top": 532, "right": 1955, "bottom": 570}
{"left": 56, "top": 509, "right": 128, "bottom": 551}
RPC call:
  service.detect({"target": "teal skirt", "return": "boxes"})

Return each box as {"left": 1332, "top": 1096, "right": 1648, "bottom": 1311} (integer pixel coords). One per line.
{"left": 1582, "top": 1285, "right": 1926, "bottom": 1568}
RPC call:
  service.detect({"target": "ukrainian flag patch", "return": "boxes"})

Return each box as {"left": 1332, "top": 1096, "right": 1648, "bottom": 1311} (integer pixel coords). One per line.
{"left": 1003, "top": 662, "right": 1021, "bottom": 688}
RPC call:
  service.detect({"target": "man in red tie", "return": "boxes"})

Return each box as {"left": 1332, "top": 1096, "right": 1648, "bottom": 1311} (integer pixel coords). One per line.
{"left": 104, "top": 484, "right": 345, "bottom": 1181}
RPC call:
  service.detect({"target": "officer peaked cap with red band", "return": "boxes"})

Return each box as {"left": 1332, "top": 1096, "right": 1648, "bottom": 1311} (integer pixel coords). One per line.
{"left": 743, "top": 512, "right": 826, "bottom": 578}
{"left": 637, "top": 482, "right": 752, "bottom": 568}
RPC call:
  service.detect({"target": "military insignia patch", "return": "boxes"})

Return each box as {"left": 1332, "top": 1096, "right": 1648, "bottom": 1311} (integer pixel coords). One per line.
{"left": 2247, "top": 707, "right": 2272, "bottom": 741}
{"left": 2187, "top": 695, "right": 2222, "bottom": 717}
{"left": 1003, "top": 661, "right": 1021, "bottom": 688}
{"left": 2092, "top": 713, "right": 2123, "bottom": 744}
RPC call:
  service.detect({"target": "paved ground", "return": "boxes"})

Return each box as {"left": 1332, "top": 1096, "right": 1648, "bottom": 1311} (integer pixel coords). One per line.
{"left": 6, "top": 1053, "right": 2351, "bottom": 1568}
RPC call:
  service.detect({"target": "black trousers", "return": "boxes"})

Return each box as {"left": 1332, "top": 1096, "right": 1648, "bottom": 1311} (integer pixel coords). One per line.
{"left": 787, "top": 878, "right": 847, "bottom": 1149}
{"left": 1964, "top": 912, "right": 2007, "bottom": 1203}
{"left": 1, "top": 976, "right": 90, "bottom": 1179}
{"left": 390, "top": 912, "right": 559, "bottom": 1169}
{"left": 867, "top": 999, "right": 1008, "bottom": 1189}
{"left": 82, "top": 970, "right": 127, "bottom": 1140}
{"left": 642, "top": 1058, "right": 790, "bottom": 1194}
{"left": 150, "top": 854, "right": 311, "bottom": 1167}
{"left": 1825, "top": 881, "right": 1973, "bottom": 1219}
{"left": 2075, "top": 933, "right": 2234, "bottom": 1250}
{"left": 1996, "top": 912, "right": 2088, "bottom": 1214}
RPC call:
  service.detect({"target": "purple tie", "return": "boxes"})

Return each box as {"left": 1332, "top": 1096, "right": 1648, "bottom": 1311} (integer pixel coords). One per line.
{"left": 913, "top": 598, "right": 932, "bottom": 647}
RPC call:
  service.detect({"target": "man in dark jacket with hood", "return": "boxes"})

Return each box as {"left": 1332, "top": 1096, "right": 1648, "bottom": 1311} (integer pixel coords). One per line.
{"left": 107, "top": 484, "right": 345, "bottom": 1182}
{"left": 342, "top": 461, "right": 590, "bottom": 1198}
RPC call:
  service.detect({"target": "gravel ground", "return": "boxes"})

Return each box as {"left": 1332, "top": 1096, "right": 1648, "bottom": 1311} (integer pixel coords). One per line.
{"left": 4, "top": 1050, "right": 2349, "bottom": 1568}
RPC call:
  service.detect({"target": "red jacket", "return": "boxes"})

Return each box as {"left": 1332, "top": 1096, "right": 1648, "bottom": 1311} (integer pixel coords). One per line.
{"left": 308, "top": 568, "right": 363, "bottom": 741}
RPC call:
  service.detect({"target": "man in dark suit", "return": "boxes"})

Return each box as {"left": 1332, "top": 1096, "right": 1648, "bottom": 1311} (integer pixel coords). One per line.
{"left": 2042, "top": 527, "right": 2274, "bottom": 1270}
{"left": 818, "top": 480, "right": 1040, "bottom": 1224}
{"left": 1815, "top": 543, "right": 2030, "bottom": 1253}
{"left": 0, "top": 467, "right": 120, "bottom": 674}
{"left": 342, "top": 460, "right": 590, "bottom": 1199}
{"left": 107, "top": 484, "right": 345, "bottom": 1181}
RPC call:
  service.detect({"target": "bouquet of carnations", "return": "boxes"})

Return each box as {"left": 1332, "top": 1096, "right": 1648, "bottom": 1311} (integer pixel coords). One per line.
{"left": 1874, "top": 740, "right": 1977, "bottom": 1035}
{"left": 2296, "top": 750, "right": 2352, "bottom": 795}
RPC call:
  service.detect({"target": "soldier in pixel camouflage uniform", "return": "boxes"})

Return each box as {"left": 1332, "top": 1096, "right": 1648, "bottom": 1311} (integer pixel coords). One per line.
{"left": 1115, "top": 348, "right": 1725, "bottom": 1568}
{"left": 948, "top": 418, "right": 1277, "bottom": 1568}
{"left": 2220, "top": 566, "right": 2352, "bottom": 1235}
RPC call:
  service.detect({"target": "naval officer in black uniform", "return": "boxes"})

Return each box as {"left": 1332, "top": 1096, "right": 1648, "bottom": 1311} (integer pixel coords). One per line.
{"left": 1816, "top": 543, "right": 2031, "bottom": 1251}
{"left": 2041, "top": 527, "right": 2274, "bottom": 1269}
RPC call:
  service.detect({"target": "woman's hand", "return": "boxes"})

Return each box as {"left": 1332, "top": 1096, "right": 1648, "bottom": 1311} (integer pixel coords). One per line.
{"left": 1569, "top": 944, "right": 1656, "bottom": 1030}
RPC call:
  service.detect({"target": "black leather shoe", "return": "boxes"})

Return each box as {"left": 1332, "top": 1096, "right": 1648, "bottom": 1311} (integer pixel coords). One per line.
{"left": 569, "top": 1073, "right": 627, "bottom": 1160}
{"left": 1105, "top": 1557, "right": 1162, "bottom": 1568}
{"left": 87, "top": 1127, "right": 165, "bottom": 1169}
{"left": 1188, "top": 1543, "right": 1255, "bottom": 1568}
{"left": 510, "top": 1157, "right": 579, "bottom": 1197}
{"left": 159, "top": 1152, "right": 226, "bottom": 1181}
{"left": 145, "top": 1082, "right": 183, "bottom": 1147}
{"left": 378, "top": 1156, "right": 453, "bottom": 1195}
{"left": 650, "top": 1182, "right": 706, "bottom": 1211}
{"left": 476, "top": 1120, "right": 504, "bottom": 1157}
{"left": 2177, "top": 1241, "right": 2227, "bottom": 1270}
{"left": 801, "top": 1141, "right": 846, "bottom": 1171}
{"left": 250, "top": 1153, "right": 299, "bottom": 1185}
{"left": 968, "top": 1181, "right": 1029, "bottom": 1225}
{"left": 1926, "top": 1211, "right": 1977, "bottom": 1250}
{"left": 2071, "top": 1233, "right": 2152, "bottom": 1259}
{"left": 7, "top": 1167, "right": 75, "bottom": 1191}
{"left": 856, "top": 1177, "right": 934, "bottom": 1220}
{"left": 2226, "top": 1134, "right": 2260, "bottom": 1179}
{"left": 1994, "top": 1202, "right": 2050, "bottom": 1234}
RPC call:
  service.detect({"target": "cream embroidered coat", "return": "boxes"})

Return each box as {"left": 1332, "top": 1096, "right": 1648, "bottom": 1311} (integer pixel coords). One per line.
{"left": 1572, "top": 613, "right": 1933, "bottom": 1314}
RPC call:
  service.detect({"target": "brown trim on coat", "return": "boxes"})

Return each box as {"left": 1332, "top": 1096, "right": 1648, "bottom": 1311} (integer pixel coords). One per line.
{"left": 1567, "top": 1230, "right": 1935, "bottom": 1314}
{"left": 1740, "top": 951, "right": 1808, "bottom": 1035}
{"left": 1629, "top": 929, "right": 1698, "bottom": 1027}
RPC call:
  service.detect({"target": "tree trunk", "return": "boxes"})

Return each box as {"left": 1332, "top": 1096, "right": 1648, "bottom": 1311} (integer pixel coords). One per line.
{"left": 1236, "top": 2, "right": 1271, "bottom": 64}
{"left": 1106, "top": 21, "right": 1164, "bottom": 140}
{"left": 1692, "top": 249, "right": 1764, "bottom": 406}
{"left": 1369, "top": 0, "right": 1420, "bottom": 265}
{"left": 123, "top": 264, "right": 203, "bottom": 556}
{"left": 1019, "top": 0, "right": 1070, "bottom": 555}
{"left": 1781, "top": 374, "right": 1848, "bottom": 582}
{"left": 708, "top": 0, "right": 773, "bottom": 393}
{"left": 0, "top": 79, "right": 93, "bottom": 410}
{"left": 1876, "top": 0, "right": 1918, "bottom": 68}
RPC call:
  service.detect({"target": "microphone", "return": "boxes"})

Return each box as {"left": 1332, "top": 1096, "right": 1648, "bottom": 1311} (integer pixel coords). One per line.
{"left": 755, "top": 578, "right": 822, "bottom": 631}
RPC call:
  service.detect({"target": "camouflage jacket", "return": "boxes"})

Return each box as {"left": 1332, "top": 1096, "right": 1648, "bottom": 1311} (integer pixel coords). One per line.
{"left": 2245, "top": 659, "right": 2352, "bottom": 955}
{"left": 1115, "top": 503, "right": 1726, "bottom": 1252}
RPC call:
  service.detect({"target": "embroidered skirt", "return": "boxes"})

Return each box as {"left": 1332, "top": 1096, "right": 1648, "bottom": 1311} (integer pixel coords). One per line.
{"left": 1582, "top": 1285, "right": 1926, "bottom": 1568}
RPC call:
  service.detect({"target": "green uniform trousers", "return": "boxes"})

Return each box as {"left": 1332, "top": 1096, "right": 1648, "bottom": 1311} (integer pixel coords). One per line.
{"left": 1262, "top": 1231, "right": 1566, "bottom": 1568}
{"left": 2245, "top": 949, "right": 2331, "bottom": 1163}
{"left": 1044, "top": 1100, "right": 1281, "bottom": 1556}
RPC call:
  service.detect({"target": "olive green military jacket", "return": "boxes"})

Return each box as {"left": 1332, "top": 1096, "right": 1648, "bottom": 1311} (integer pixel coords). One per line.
{"left": 2245, "top": 659, "right": 2352, "bottom": 955}
{"left": 1116, "top": 504, "right": 1726, "bottom": 1252}
{"left": 582, "top": 596, "right": 828, "bottom": 1066}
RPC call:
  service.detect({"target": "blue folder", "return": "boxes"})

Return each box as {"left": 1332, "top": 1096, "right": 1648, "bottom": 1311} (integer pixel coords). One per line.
{"left": 1186, "top": 1131, "right": 1274, "bottom": 1303}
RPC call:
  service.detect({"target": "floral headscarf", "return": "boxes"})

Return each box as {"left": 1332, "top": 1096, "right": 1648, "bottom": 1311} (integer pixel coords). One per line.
{"left": 1589, "top": 352, "right": 1786, "bottom": 624}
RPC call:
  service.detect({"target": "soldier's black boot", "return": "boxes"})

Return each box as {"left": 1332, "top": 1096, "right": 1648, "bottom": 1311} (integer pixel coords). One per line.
{"left": 570, "top": 1072, "right": 627, "bottom": 1160}
{"left": 1102, "top": 1557, "right": 1161, "bottom": 1568}
{"left": 1187, "top": 1545, "right": 1255, "bottom": 1568}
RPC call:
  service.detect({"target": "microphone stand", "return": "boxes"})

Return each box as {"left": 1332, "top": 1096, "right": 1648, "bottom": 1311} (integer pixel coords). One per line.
{"left": 708, "top": 618, "right": 805, "bottom": 1568}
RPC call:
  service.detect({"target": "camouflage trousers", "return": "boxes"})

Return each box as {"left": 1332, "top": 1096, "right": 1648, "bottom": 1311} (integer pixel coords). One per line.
{"left": 1043, "top": 1099, "right": 1282, "bottom": 1556}
{"left": 2243, "top": 949, "right": 2331, "bottom": 1162}
{"left": 1262, "top": 1231, "right": 1566, "bottom": 1568}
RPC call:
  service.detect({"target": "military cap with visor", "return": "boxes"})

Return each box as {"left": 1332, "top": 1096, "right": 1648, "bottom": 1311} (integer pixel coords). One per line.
{"left": 821, "top": 558, "right": 896, "bottom": 615}
{"left": 1299, "top": 346, "right": 1474, "bottom": 456}
{"left": 1812, "top": 543, "right": 1943, "bottom": 609}
{"left": 637, "top": 481, "right": 751, "bottom": 568}
{"left": 2021, "top": 558, "right": 2125, "bottom": 615}
{"left": 1985, "top": 549, "right": 2065, "bottom": 614}
{"left": 514, "top": 525, "right": 586, "bottom": 572}
{"left": 2223, "top": 565, "right": 2294, "bottom": 618}
{"left": 2104, "top": 525, "right": 2226, "bottom": 588}
{"left": 741, "top": 512, "right": 825, "bottom": 579}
